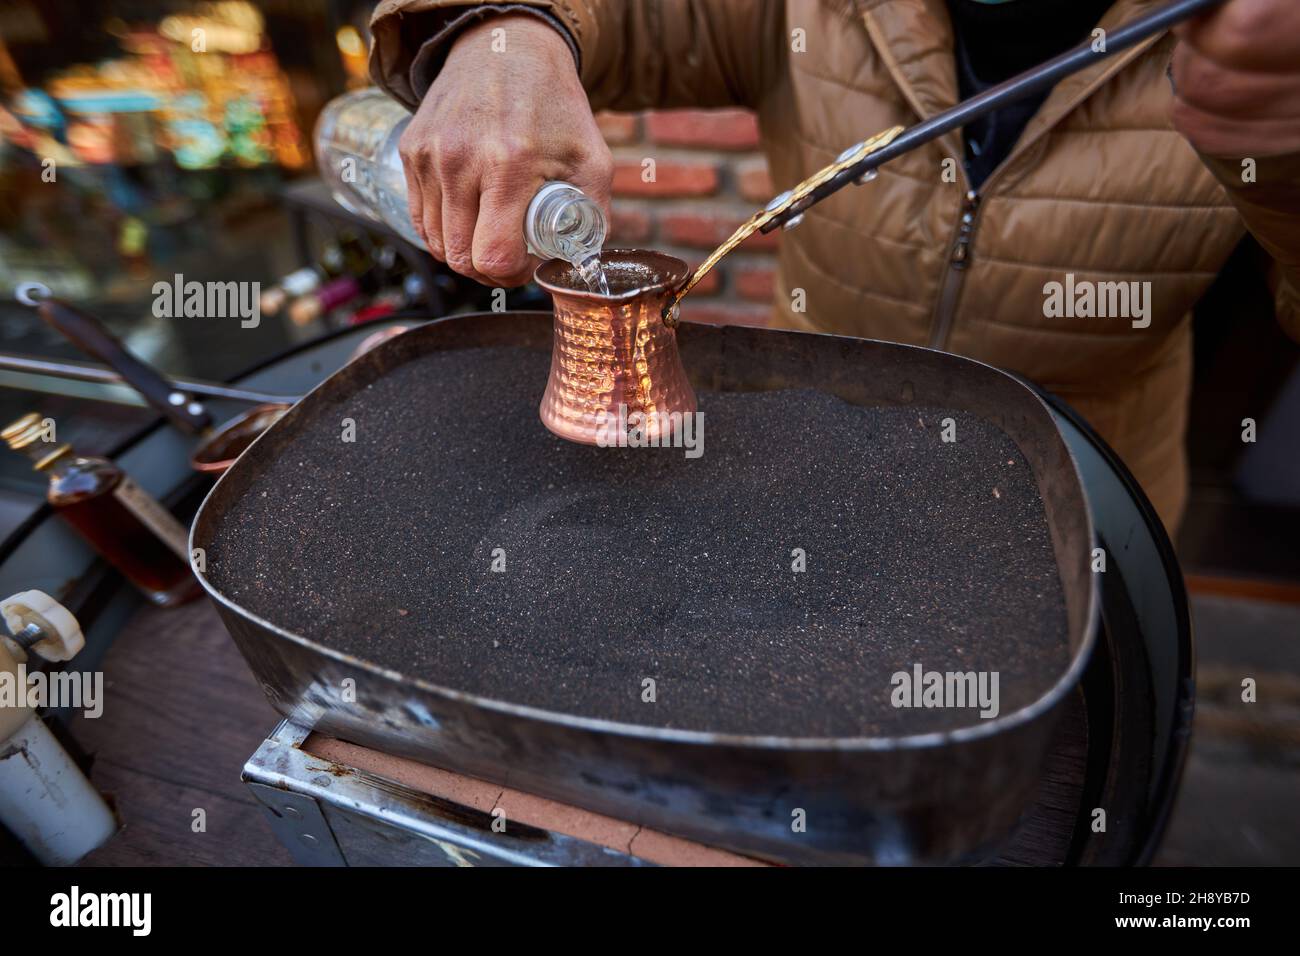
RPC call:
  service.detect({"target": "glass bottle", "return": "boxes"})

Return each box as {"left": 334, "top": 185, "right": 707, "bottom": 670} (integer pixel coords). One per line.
{"left": 314, "top": 89, "right": 423, "bottom": 247}
{"left": 2, "top": 413, "right": 201, "bottom": 607}
{"left": 315, "top": 91, "right": 607, "bottom": 277}
{"left": 524, "top": 181, "right": 607, "bottom": 287}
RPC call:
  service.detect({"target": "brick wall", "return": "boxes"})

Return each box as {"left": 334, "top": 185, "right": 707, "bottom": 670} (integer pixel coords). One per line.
{"left": 597, "top": 108, "right": 777, "bottom": 327}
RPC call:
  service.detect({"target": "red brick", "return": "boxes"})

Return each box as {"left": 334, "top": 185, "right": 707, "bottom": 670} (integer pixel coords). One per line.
{"left": 596, "top": 111, "right": 639, "bottom": 146}
{"left": 682, "top": 266, "right": 721, "bottom": 296}
{"left": 735, "top": 262, "right": 777, "bottom": 302}
{"left": 608, "top": 207, "right": 652, "bottom": 244}
{"left": 678, "top": 302, "right": 771, "bottom": 328}
{"left": 736, "top": 158, "right": 775, "bottom": 203}
{"left": 646, "top": 109, "right": 760, "bottom": 150}
{"left": 612, "top": 159, "right": 719, "bottom": 198}
{"left": 661, "top": 210, "right": 781, "bottom": 251}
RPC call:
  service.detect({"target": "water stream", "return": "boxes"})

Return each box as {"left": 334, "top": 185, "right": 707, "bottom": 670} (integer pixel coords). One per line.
{"left": 576, "top": 253, "right": 611, "bottom": 296}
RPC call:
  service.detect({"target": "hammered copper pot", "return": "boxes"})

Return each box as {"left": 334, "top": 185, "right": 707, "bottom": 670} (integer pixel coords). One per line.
{"left": 534, "top": 250, "right": 696, "bottom": 445}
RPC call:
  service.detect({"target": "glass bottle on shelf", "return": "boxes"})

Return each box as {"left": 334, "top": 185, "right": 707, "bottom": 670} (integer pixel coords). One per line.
{"left": 2, "top": 413, "right": 201, "bottom": 607}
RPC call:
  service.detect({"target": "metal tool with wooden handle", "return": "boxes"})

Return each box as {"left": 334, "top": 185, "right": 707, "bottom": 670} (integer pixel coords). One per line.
{"left": 17, "top": 281, "right": 213, "bottom": 432}
{"left": 14, "top": 282, "right": 293, "bottom": 474}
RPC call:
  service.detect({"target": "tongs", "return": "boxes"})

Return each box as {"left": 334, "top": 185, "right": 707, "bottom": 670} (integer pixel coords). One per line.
{"left": 663, "top": 0, "right": 1227, "bottom": 324}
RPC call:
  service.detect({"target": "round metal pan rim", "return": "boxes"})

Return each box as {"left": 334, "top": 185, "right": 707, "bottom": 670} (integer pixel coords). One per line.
{"left": 190, "top": 311, "right": 1099, "bottom": 754}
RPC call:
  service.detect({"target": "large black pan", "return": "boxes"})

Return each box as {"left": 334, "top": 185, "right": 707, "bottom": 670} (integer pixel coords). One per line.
{"left": 191, "top": 311, "right": 1098, "bottom": 865}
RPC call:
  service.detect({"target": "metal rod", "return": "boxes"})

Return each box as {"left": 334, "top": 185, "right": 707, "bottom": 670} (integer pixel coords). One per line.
{"left": 0, "top": 353, "right": 302, "bottom": 405}
{"left": 761, "top": 0, "right": 1226, "bottom": 232}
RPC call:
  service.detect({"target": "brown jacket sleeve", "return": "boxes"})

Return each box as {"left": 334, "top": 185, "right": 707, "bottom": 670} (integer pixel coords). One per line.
{"left": 369, "top": 0, "right": 786, "bottom": 113}
{"left": 1199, "top": 151, "right": 1300, "bottom": 341}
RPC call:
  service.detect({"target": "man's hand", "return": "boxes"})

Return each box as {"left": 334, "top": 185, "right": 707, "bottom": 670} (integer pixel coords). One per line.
{"left": 1171, "top": 0, "right": 1300, "bottom": 158}
{"left": 398, "top": 14, "right": 613, "bottom": 286}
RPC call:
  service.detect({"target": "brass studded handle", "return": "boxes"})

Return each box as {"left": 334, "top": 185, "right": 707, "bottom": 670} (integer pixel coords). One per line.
{"left": 662, "top": 124, "right": 904, "bottom": 327}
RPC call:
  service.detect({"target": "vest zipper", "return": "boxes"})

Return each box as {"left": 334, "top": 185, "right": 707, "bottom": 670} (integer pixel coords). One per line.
{"left": 928, "top": 188, "right": 981, "bottom": 350}
{"left": 863, "top": 0, "right": 1166, "bottom": 354}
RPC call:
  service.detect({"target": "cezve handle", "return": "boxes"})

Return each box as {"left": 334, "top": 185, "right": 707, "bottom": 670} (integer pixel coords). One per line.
{"left": 33, "top": 296, "right": 212, "bottom": 433}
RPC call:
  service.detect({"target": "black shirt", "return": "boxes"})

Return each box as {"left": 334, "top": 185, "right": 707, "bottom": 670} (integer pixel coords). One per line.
{"left": 946, "top": 0, "right": 1116, "bottom": 188}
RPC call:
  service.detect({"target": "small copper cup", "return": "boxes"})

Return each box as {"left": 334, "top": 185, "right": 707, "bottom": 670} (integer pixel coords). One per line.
{"left": 535, "top": 249, "right": 696, "bottom": 445}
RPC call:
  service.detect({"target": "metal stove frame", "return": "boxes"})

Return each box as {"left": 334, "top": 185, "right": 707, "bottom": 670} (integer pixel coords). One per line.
{"left": 245, "top": 720, "right": 652, "bottom": 866}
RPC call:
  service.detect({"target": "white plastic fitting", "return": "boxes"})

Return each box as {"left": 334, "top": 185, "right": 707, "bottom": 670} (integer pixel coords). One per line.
{"left": 0, "top": 590, "right": 116, "bottom": 865}
{"left": 1, "top": 589, "right": 85, "bottom": 663}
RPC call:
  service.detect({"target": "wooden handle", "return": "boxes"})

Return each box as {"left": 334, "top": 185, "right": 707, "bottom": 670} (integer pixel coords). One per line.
{"left": 36, "top": 299, "right": 212, "bottom": 433}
